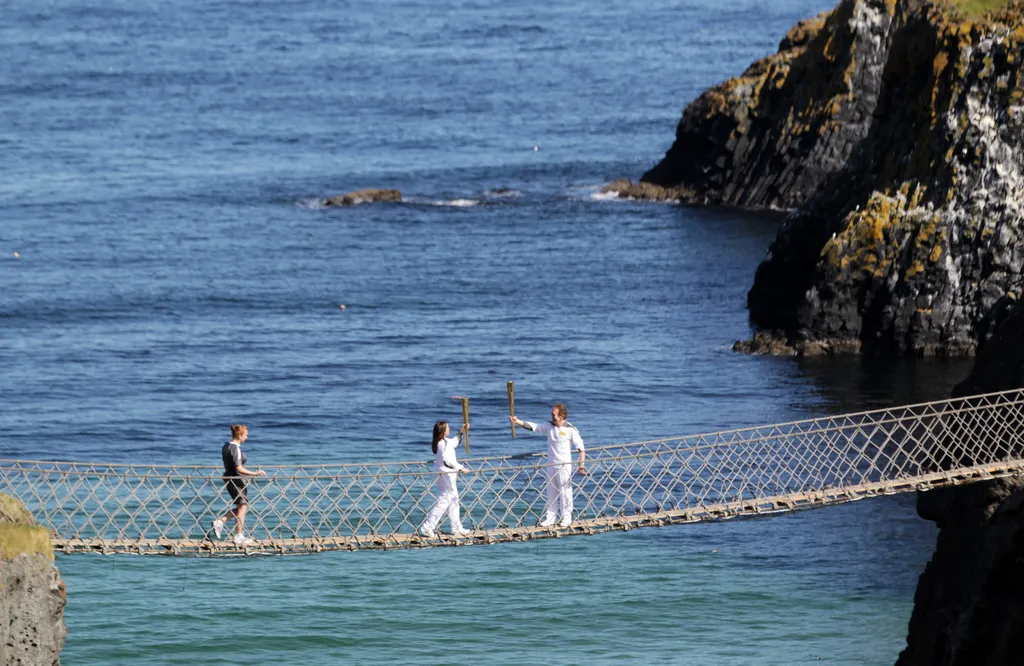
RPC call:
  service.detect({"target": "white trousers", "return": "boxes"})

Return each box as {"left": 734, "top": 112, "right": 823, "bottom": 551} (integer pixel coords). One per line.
{"left": 544, "top": 463, "right": 573, "bottom": 520}
{"left": 422, "top": 472, "right": 463, "bottom": 532}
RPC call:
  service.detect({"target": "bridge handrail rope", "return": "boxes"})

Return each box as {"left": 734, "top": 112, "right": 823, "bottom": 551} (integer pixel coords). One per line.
{"left": 2, "top": 388, "right": 1023, "bottom": 555}
{"left": 0, "top": 385, "right": 1006, "bottom": 471}
{"left": 0, "top": 389, "right": 1007, "bottom": 476}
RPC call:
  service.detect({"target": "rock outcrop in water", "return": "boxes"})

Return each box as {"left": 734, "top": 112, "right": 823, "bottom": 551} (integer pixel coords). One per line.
{"left": 897, "top": 304, "right": 1024, "bottom": 666}
{"left": 0, "top": 493, "right": 66, "bottom": 665}
{"left": 621, "top": 0, "right": 1024, "bottom": 356}
{"left": 324, "top": 188, "right": 402, "bottom": 206}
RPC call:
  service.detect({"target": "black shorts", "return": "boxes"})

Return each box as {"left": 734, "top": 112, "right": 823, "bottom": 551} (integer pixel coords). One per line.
{"left": 224, "top": 477, "right": 248, "bottom": 505}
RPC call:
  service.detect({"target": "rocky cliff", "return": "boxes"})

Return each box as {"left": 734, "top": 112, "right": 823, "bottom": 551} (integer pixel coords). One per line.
{"left": 616, "top": 0, "right": 1024, "bottom": 357}
{"left": 746, "top": 0, "right": 1024, "bottom": 356}
{"left": 897, "top": 303, "right": 1024, "bottom": 666}
{"left": 0, "top": 494, "right": 66, "bottom": 666}
{"left": 619, "top": 0, "right": 896, "bottom": 210}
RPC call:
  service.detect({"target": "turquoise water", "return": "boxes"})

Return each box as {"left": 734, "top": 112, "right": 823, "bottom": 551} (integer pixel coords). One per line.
{"left": 2, "top": 0, "right": 974, "bottom": 662}
{"left": 66, "top": 497, "right": 931, "bottom": 665}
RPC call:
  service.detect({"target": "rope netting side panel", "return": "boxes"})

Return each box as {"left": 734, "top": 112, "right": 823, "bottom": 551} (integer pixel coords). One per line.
{"left": 2, "top": 389, "right": 1024, "bottom": 555}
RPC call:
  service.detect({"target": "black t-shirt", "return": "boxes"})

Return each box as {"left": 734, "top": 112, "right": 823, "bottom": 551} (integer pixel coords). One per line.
{"left": 222, "top": 441, "right": 247, "bottom": 477}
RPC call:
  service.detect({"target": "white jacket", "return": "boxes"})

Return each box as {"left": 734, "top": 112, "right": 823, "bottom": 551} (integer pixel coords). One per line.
{"left": 523, "top": 421, "right": 585, "bottom": 465}
{"left": 433, "top": 436, "right": 465, "bottom": 473}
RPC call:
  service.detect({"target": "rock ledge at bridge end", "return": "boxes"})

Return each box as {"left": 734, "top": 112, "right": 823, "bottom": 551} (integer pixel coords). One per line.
{"left": 0, "top": 492, "right": 67, "bottom": 665}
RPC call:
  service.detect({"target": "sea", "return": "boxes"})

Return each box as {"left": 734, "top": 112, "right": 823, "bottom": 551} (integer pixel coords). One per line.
{"left": 1, "top": 0, "right": 978, "bottom": 663}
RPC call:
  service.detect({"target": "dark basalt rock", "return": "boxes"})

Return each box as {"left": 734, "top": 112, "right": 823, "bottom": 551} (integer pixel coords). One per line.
{"left": 745, "top": 1, "right": 1024, "bottom": 356}
{"left": 897, "top": 301, "right": 1024, "bottom": 666}
{"left": 627, "top": 0, "right": 1024, "bottom": 356}
{"left": 324, "top": 188, "right": 402, "bottom": 206}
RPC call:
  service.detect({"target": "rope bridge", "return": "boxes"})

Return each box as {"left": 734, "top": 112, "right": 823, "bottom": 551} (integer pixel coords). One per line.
{"left": 3, "top": 389, "right": 1024, "bottom": 556}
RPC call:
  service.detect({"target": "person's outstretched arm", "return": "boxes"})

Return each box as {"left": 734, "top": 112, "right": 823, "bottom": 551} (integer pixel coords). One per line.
{"left": 510, "top": 416, "right": 538, "bottom": 432}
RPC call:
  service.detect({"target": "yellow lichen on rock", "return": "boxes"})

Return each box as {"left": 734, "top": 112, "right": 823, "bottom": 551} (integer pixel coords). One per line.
{"left": 825, "top": 193, "right": 901, "bottom": 276}
{"left": 826, "top": 182, "right": 943, "bottom": 283}
{"left": 913, "top": 215, "right": 937, "bottom": 246}
{"left": 782, "top": 13, "right": 828, "bottom": 48}
{"left": 821, "top": 234, "right": 841, "bottom": 265}
{"left": 909, "top": 183, "right": 928, "bottom": 208}
{"left": 932, "top": 50, "right": 952, "bottom": 113}
{"left": 980, "top": 55, "right": 994, "bottom": 78}
{"left": 906, "top": 260, "right": 927, "bottom": 278}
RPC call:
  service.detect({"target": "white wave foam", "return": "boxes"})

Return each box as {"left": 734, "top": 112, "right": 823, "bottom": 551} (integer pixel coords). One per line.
{"left": 589, "top": 190, "right": 620, "bottom": 201}
{"left": 431, "top": 198, "right": 480, "bottom": 207}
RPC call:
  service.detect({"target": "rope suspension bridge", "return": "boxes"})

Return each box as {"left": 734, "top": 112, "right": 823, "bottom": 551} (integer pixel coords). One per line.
{"left": 3, "top": 389, "right": 1024, "bottom": 557}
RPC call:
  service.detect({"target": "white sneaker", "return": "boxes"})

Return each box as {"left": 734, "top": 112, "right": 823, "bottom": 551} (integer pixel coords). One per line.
{"left": 559, "top": 516, "right": 572, "bottom": 528}
{"left": 212, "top": 519, "right": 225, "bottom": 539}
{"left": 419, "top": 527, "right": 437, "bottom": 538}
{"left": 538, "top": 515, "right": 556, "bottom": 528}
{"left": 233, "top": 533, "right": 253, "bottom": 546}
{"left": 453, "top": 527, "right": 472, "bottom": 537}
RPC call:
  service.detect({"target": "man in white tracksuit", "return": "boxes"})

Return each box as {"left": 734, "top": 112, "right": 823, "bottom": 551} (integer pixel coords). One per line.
{"left": 511, "top": 403, "right": 585, "bottom": 527}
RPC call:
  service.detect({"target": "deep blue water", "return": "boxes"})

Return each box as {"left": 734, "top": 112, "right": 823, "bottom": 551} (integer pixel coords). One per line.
{"left": 2, "top": 0, "right": 976, "bottom": 663}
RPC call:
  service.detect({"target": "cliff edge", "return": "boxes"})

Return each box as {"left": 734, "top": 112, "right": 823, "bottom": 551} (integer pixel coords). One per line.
{"left": 0, "top": 494, "right": 66, "bottom": 666}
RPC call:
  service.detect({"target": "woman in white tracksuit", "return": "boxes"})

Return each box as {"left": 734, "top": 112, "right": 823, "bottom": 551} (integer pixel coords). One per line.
{"left": 419, "top": 420, "right": 472, "bottom": 538}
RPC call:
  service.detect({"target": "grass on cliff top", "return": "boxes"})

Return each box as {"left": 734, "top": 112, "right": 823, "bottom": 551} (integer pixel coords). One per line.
{"left": 0, "top": 493, "right": 34, "bottom": 524}
{"left": 0, "top": 524, "right": 53, "bottom": 560}
{"left": 0, "top": 493, "right": 53, "bottom": 560}
{"left": 949, "top": 0, "right": 1011, "bottom": 17}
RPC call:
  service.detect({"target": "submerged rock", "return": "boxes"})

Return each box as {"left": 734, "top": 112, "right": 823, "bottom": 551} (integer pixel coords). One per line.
{"left": 731, "top": 331, "right": 862, "bottom": 356}
{"left": 324, "top": 188, "right": 402, "bottom": 206}
{"left": 600, "top": 179, "right": 693, "bottom": 202}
